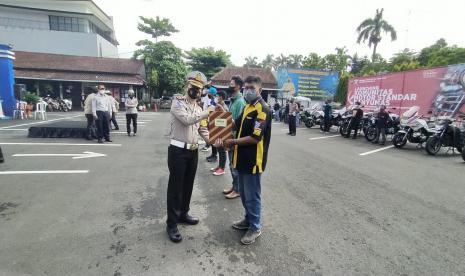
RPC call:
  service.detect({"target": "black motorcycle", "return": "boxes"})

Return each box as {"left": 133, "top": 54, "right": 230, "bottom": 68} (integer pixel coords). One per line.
{"left": 425, "top": 118, "right": 465, "bottom": 155}
{"left": 364, "top": 114, "right": 401, "bottom": 142}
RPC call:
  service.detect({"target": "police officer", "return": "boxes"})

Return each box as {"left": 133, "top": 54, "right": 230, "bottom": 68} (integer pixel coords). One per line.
{"left": 166, "top": 71, "right": 214, "bottom": 243}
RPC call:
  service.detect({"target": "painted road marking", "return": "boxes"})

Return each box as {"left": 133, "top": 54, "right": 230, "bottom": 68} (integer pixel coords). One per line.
{"left": 280, "top": 128, "right": 307, "bottom": 131}
{"left": 309, "top": 135, "right": 340, "bottom": 140}
{"left": 0, "top": 115, "right": 81, "bottom": 129}
{"left": 13, "top": 151, "right": 106, "bottom": 159}
{"left": 0, "top": 170, "right": 89, "bottom": 175}
{"left": 359, "top": 145, "right": 395, "bottom": 156}
{"left": 0, "top": 142, "right": 121, "bottom": 147}
{"left": 0, "top": 129, "right": 28, "bottom": 131}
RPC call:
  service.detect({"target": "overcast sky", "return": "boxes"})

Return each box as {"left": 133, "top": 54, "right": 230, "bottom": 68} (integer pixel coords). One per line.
{"left": 95, "top": 0, "right": 465, "bottom": 65}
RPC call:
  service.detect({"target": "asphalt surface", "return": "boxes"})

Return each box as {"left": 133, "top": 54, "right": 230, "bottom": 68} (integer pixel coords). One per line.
{"left": 0, "top": 112, "right": 464, "bottom": 276}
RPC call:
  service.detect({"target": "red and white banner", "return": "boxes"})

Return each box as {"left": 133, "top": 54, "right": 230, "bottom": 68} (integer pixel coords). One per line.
{"left": 347, "top": 64, "right": 465, "bottom": 117}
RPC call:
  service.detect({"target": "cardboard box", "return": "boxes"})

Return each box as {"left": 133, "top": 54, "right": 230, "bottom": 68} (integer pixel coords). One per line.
{"left": 208, "top": 111, "right": 233, "bottom": 144}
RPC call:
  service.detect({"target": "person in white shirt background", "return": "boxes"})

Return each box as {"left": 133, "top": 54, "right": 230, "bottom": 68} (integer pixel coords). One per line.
{"left": 92, "top": 84, "right": 113, "bottom": 143}
{"left": 125, "top": 90, "right": 138, "bottom": 136}
{"left": 106, "top": 90, "right": 119, "bottom": 130}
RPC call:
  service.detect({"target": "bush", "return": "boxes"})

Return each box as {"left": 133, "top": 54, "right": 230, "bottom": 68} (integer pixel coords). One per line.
{"left": 24, "top": 92, "right": 40, "bottom": 105}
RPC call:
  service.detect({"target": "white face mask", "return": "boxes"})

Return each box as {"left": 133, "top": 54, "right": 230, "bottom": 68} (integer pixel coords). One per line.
{"left": 98, "top": 89, "right": 105, "bottom": 95}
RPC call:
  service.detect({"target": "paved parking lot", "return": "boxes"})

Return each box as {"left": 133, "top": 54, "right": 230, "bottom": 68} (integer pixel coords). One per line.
{"left": 1, "top": 112, "right": 464, "bottom": 275}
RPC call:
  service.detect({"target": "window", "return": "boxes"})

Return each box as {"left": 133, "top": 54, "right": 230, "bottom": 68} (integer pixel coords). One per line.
{"left": 49, "top": 15, "right": 86, "bottom": 33}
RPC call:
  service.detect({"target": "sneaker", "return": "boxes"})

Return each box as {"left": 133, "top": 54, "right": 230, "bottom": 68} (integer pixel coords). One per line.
{"left": 213, "top": 168, "right": 225, "bottom": 176}
{"left": 201, "top": 146, "right": 210, "bottom": 152}
{"left": 232, "top": 218, "right": 250, "bottom": 230}
{"left": 225, "top": 191, "right": 240, "bottom": 199}
{"left": 206, "top": 156, "right": 217, "bottom": 163}
{"left": 241, "top": 229, "right": 262, "bottom": 245}
{"left": 210, "top": 167, "right": 219, "bottom": 172}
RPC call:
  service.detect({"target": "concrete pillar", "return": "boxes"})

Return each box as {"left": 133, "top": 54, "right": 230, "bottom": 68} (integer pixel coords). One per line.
{"left": 59, "top": 82, "right": 63, "bottom": 99}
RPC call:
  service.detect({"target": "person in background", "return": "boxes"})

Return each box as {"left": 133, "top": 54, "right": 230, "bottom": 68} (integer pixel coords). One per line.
{"left": 288, "top": 98, "right": 299, "bottom": 136}
{"left": 219, "top": 75, "right": 272, "bottom": 245}
{"left": 345, "top": 101, "right": 364, "bottom": 139}
{"left": 92, "top": 84, "right": 113, "bottom": 143}
{"left": 125, "top": 90, "right": 138, "bottom": 136}
{"left": 0, "top": 146, "right": 4, "bottom": 163}
{"left": 273, "top": 102, "right": 281, "bottom": 122}
{"left": 223, "top": 75, "right": 246, "bottom": 199}
{"left": 106, "top": 91, "right": 119, "bottom": 130}
{"left": 323, "top": 100, "right": 332, "bottom": 133}
{"left": 211, "top": 90, "right": 229, "bottom": 176}
{"left": 205, "top": 87, "right": 219, "bottom": 161}
{"left": 373, "top": 105, "right": 391, "bottom": 145}
{"left": 84, "top": 88, "right": 97, "bottom": 140}
{"left": 284, "top": 99, "right": 290, "bottom": 124}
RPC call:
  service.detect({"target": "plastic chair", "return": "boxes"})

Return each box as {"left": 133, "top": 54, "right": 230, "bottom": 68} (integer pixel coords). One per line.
{"left": 13, "top": 101, "right": 26, "bottom": 120}
{"left": 34, "top": 101, "right": 47, "bottom": 120}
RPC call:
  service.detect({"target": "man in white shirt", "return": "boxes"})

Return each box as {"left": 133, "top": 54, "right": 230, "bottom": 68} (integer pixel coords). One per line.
{"left": 106, "top": 91, "right": 119, "bottom": 130}
{"left": 92, "top": 84, "right": 113, "bottom": 143}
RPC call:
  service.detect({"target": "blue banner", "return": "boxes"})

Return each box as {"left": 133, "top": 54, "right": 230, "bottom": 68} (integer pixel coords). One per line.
{"left": 277, "top": 68, "right": 339, "bottom": 99}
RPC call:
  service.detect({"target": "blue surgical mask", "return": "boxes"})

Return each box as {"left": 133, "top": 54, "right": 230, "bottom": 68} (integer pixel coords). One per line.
{"left": 244, "top": 88, "right": 257, "bottom": 103}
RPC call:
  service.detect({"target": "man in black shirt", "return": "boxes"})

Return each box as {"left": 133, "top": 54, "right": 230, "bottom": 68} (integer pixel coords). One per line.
{"left": 345, "top": 101, "right": 364, "bottom": 139}
{"left": 220, "top": 75, "right": 272, "bottom": 245}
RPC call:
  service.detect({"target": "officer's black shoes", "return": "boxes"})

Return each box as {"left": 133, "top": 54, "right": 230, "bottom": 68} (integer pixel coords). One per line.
{"left": 97, "top": 139, "right": 103, "bottom": 143}
{"left": 179, "top": 214, "right": 199, "bottom": 225}
{"left": 105, "top": 139, "right": 113, "bottom": 142}
{"left": 166, "top": 226, "right": 182, "bottom": 243}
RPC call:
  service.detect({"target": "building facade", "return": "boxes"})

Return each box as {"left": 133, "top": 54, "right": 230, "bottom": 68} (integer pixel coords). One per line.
{"left": 0, "top": 0, "right": 118, "bottom": 57}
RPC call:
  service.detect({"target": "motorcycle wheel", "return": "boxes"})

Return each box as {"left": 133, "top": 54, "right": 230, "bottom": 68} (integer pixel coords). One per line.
{"left": 462, "top": 147, "right": 465, "bottom": 162}
{"left": 426, "top": 136, "right": 442, "bottom": 155}
{"left": 340, "top": 123, "right": 348, "bottom": 136}
{"left": 457, "top": 146, "right": 463, "bottom": 153}
{"left": 305, "top": 119, "right": 314, "bottom": 128}
{"left": 392, "top": 132, "right": 407, "bottom": 148}
{"left": 364, "top": 126, "right": 377, "bottom": 142}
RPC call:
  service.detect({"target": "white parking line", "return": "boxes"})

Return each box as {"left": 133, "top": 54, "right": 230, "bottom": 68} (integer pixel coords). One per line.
{"left": 0, "top": 170, "right": 89, "bottom": 175}
{"left": 0, "top": 129, "right": 28, "bottom": 131}
{"left": 0, "top": 115, "right": 81, "bottom": 129}
{"left": 309, "top": 135, "right": 340, "bottom": 140}
{"left": 0, "top": 142, "right": 121, "bottom": 147}
{"left": 359, "top": 145, "right": 395, "bottom": 156}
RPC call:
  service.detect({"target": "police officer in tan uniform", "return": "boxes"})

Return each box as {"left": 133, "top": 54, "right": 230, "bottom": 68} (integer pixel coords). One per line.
{"left": 166, "top": 71, "right": 214, "bottom": 243}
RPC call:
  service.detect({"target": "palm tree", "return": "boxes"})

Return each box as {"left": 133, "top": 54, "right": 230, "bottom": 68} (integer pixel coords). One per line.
{"left": 356, "top": 9, "right": 397, "bottom": 62}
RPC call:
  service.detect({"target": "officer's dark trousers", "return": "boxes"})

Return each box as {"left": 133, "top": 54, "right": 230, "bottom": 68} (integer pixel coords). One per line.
{"left": 85, "top": 114, "right": 95, "bottom": 139}
{"left": 324, "top": 117, "right": 331, "bottom": 132}
{"left": 289, "top": 115, "right": 296, "bottom": 134}
{"left": 96, "top": 111, "right": 110, "bottom": 140}
{"left": 126, "top": 113, "right": 137, "bottom": 135}
{"left": 167, "top": 145, "right": 198, "bottom": 228}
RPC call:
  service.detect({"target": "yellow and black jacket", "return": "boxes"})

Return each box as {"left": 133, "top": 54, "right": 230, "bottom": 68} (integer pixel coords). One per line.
{"left": 232, "top": 100, "right": 272, "bottom": 174}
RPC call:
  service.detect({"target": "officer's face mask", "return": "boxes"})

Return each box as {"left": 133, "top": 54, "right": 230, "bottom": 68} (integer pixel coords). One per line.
{"left": 244, "top": 87, "right": 258, "bottom": 103}
{"left": 187, "top": 86, "right": 200, "bottom": 99}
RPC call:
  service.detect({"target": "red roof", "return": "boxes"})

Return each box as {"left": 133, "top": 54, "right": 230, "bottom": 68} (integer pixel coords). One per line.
{"left": 13, "top": 51, "right": 146, "bottom": 85}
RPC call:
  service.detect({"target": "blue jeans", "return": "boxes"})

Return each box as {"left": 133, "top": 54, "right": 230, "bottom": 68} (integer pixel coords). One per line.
{"left": 238, "top": 173, "right": 262, "bottom": 231}
{"left": 228, "top": 150, "right": 239, "bottom": 192}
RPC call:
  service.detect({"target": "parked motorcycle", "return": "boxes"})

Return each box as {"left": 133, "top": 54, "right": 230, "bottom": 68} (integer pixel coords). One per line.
{"left": 392, "top": 106, "right": 435, "bottom": 148}
{"left": 364, "top": 113, "right": 400, "bottom": 142}
{"left": 303, "top": 104, "right": 323, "bottom": 128}
{"left": 425, "top": 117, "right": 465, "bottom": 155}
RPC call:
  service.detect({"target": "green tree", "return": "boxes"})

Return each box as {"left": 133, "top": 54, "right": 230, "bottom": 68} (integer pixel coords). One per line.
{"left": 275, "top": 54, "right": 290, "bottom": 69}
{"left": 288, "top": 54, "right": 304, "bottom": 68}
{"left": 356, "top": 8, "right": 397, "bottom": 62}
{"left": 335, "top": 72, "right": 350, "bottom": 104}
{"left": 137, "top": 16, "right": 179, "bottom": 43}
{"left": 418, "top": 39, "right": 465, "bottom": 67}
{"left": 323, "top": 47, "right": 350, "bottom": 72}
{"left": 244, "top": 56, "right": 260, "bottom": 68}
{"left": 349, "top": 53, "right": 370, "bottom": 75}
{"left": 185, "top": 47, "right": 231, "bottom": 79}
{"left": 302, "top": 53, "right": 325, "bottom": 69}
{"left": 260, "top": 54, "right": 277, "bottom": 71}
{"left": 134, "top": 41, "right": 187, "bottom": 97}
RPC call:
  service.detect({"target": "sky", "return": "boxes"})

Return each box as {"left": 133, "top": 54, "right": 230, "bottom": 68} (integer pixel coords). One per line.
{"left": 94, "top": 0, "right": 465, "bottom": 65}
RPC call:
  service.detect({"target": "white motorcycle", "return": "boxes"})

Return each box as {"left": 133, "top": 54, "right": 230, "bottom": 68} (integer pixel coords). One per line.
{"left": 392, "top": 106, "right": 435, "bottom": 148}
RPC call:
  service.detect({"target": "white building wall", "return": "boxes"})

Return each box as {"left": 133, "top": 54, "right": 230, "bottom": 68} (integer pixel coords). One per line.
{"left": 96, "top": 34, "right": 118, "bottom": 58}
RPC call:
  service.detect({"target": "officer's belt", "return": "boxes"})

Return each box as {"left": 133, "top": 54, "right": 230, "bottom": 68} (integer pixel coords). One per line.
{"left": 170, "top": 139, "right": 199, "bottom": 150}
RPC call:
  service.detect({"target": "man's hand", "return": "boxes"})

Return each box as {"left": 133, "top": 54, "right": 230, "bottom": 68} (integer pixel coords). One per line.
{"left": 224, "top": 139, "right": 235, "bottom": 149}
{"left": 213, "top": 138, "right": 223, "bottom": 148}
{"left": 93, "top": 114, "right": 98, "bottom": 120}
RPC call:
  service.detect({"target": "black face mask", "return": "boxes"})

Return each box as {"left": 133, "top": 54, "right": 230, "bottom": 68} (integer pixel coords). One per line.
{"left": 188, "top": 87, "right": 200, "bottom": 99}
